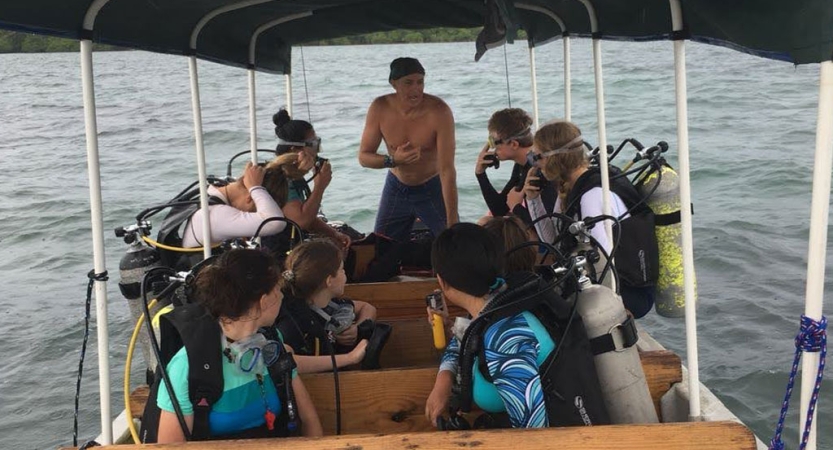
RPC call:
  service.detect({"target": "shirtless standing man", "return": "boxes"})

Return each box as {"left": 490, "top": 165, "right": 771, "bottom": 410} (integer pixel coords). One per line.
{"left": 358, "top": 57, "right": 458, "bottom": 241}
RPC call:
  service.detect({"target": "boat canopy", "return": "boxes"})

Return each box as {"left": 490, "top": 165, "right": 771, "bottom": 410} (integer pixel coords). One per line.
{"left": 1, "top": 0, "right": 832, "bottom": 74}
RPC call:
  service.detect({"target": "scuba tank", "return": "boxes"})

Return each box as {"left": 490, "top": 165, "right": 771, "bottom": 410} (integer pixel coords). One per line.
{"left": 118, "top": 239, "right": 163, "bottom": 374}
{"left": 634, "top": 162, "right": 691, "bottom": 318}
{"left": 574, "top": 274, "right": 658, "bottom": 424}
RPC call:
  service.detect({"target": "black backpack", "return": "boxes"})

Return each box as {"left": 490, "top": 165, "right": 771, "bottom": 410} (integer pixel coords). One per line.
{"left": 140, "top": 303, "right": 299, "bottom": 443}
{"left": 563, "top": 167, "right": 659, "bottom": 289}
{"left": 457, "top": 272, "right": 610, "bottom": 427}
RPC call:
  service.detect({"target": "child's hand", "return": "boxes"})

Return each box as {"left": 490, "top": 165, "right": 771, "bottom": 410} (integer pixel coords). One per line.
{"left": 348, "top": 339, "right": 369, "bottom": 365}
{"left": 336, "top": 324, "right": 358, "bottom": 347}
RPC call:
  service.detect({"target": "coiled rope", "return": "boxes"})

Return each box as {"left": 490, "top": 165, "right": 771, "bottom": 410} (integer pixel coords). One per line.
{"left": 769, "top": 314, "right": 827, "bottom": 450}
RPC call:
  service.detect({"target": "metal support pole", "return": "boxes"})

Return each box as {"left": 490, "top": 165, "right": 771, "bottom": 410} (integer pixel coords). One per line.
{"left": 188, "top": 56, "right": 213, "bottom": 259}
{"left": 248, "top": 69, "right": 258, "bottom": 163}
{"left": 564, "top": 36, "right": 571, "bottom": 122}
{"left": 577, "top": 0, "right": 613, "bottom": 253}
{"left": 529, "top": 46, "right": 539, "bottom": 129}
{"left": 80, "top": 38, "right": 112, "bottom": 445}
{"left": 669, "top": 0, "right": 702, "bottom": 420}
{"left": 799, "top": 60, "right": 833, "bottom": 450}
{"left": 285, "top": 73, "right": 293, "bottom": 116}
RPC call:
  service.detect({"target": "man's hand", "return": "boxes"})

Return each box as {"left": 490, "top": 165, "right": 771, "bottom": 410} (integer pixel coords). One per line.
{"left": 474, "top": 143, "right": 495, "bottom": 175}
{"left": 391, "top": 141, "right": 422, "bottom": 166}
{"left": 523, "top": 167, "right": 542, "bottom": 200}
{"left": 242, "top": 161, "right": 265, "bottom": 188}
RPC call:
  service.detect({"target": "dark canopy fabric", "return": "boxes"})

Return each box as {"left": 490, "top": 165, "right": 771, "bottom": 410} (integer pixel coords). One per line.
{"left": 1, "top": 0, "right": 832, "bottom": 73}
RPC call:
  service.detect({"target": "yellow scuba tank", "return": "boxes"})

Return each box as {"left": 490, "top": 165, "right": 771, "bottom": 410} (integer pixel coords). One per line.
{"left": 635, "top": 162, "right": 692, "bottom": 318}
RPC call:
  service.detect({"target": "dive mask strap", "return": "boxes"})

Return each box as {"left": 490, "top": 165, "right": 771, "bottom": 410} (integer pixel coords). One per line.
{"left": 536, "top": 135, "right": 585, "bottom": 159}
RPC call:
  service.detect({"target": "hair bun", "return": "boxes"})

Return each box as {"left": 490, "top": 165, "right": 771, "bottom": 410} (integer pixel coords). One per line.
{"left": 273, "top": 108, "right": 291, "bottom": 129}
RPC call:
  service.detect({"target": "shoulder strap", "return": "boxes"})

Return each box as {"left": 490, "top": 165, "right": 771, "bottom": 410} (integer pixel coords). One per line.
{"left": 159, "top": 303, "right": 224, "bottom": 441}
{"left": 261, "top": 326, "right": 301, "bottom": 437}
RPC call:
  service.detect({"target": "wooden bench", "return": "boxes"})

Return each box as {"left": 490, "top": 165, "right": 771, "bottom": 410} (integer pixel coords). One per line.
{"left": 128, "top": 349, "right": 682, "bottom": 435}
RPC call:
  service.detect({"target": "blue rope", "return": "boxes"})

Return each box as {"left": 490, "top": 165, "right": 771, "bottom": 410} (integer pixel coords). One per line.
{"left": 769, "top": 314, "right": 827, "bottom": 450}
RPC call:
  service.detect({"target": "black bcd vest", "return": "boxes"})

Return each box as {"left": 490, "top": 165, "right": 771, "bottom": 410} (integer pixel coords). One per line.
{"left": 140, "top": 303, "right": 299, "bottom": 443}
{"left": 456, "top": 272, "right": 610, "bottom": 428}
{"left": 562, "top": 167, "right": 659, "bottom": 288}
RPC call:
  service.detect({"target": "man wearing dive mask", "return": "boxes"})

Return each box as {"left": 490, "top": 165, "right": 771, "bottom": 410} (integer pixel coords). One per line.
{"left": 475, "top": 108, "right": 556, "bottom": 226}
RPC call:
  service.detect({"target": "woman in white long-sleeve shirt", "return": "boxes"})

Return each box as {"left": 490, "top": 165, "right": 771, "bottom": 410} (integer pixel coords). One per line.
{"left": 522, "top": 121, "right": 628, "bottom": 255}
{"left": 182, "top": 161, "right": 288, "bottom": 247}
{"left": 522, "top": 120, "right": 656, "bottom": 318}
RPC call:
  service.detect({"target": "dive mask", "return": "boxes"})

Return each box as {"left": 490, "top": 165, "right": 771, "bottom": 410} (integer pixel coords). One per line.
{"left": 222, "top": 332, "right": 281, "bottom": 373}
{"left": 277, "top": 136, "right": 322, "bottom": 153}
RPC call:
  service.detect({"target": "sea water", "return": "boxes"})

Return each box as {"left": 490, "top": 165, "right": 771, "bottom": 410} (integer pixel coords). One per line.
{"left": 0, "top": 41, "right": 831, "bottom": 448}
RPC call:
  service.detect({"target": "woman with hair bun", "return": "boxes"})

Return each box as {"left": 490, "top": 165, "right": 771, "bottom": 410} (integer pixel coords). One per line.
{"left": 271, "top": 109, "right": 351, "bottom": 250}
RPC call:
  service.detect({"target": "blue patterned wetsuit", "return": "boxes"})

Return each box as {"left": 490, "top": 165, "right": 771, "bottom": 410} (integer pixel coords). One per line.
{"left": 440, "top": 311, "right": 555, "bottom": 428}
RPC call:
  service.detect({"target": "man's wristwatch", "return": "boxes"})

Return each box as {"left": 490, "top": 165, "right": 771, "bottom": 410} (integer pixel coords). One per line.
{"left": 383, "top": 154, "right": 396, "bottom": 168}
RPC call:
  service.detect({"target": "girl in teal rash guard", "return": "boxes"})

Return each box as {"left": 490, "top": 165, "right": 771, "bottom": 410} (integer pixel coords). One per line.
{"left": 154, "top": 249, "right": 323, "bottom": 443}
{"left": 424, "top": 223, "right": 554, "bottom": 429}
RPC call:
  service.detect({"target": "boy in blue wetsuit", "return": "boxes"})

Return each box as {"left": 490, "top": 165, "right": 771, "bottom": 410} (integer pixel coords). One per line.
{"left": 424, "top": 223, "right": 553, "bottom": 428}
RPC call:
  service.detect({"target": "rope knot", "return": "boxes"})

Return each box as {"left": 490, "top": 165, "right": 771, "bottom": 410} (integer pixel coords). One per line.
{"left": 795, "top": 315, "right": 827, "bottom": 353}
{"left": 87, "top": 270, "right": 109, "bottom": 282}
{"left": 768, "top": 438, "right": 785, "bottom": 450}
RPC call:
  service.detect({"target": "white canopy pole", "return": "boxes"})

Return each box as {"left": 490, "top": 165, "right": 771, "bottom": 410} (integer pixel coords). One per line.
{"left": 79, "top": 0, "right": 113, "bottom": 443}
{"left": 186, "top": 57, "right": 213, "bottom": 259}
{"left": 669, "top": 0, "right": 702, "bottom": 420}
{"left": 79, "top": 38, "right": 113, "bottom": 446}
{"left": 577, "top": 0, "right": 614, "bottom": 257}
{"left": 529, "top": 46, "right": 540, "bottom": 129}
{"left": 248, "top": 12, "right": 313, "bottom": 164}
{"left": 285, "top": 74, "right": 293, "bottom": 116}
{"left": 564, "top": 35, "right": 571, "bottom": 122}
{"left": 799, "top": 60, "right": 833, "bottom": 450}
{"left": 248, "top": 70, "right": 258, "bottom": 164}
{"left": 514, "top": 3, "right": 568, "bottom": 122}
{"left": 189, "top": 0, "right": 276, "bottom": 256}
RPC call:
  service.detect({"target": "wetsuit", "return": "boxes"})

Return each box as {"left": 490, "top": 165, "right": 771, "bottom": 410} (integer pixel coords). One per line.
{"left": 476, "top": 153, "right": 556, "bottom": 225}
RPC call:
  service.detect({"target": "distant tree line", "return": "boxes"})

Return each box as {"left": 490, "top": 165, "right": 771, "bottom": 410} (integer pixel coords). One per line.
{"left": 1, "top": 27, "right": 525, "bottom": 53}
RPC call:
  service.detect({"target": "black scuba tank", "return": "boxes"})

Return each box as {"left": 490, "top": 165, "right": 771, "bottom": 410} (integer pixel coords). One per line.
{"left": 119, "top": 241, "right": 162, "bottom": 375}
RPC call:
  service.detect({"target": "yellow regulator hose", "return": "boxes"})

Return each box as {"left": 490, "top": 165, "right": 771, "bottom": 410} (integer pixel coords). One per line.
{"left": 141, "top": 235, "right": 220, "bottom": 252}
{"left": 124, "top": 298, "right": 158, "bottom": 444}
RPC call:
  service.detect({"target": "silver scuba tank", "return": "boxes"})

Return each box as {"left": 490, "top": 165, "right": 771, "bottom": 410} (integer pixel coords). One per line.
{"left": 575, "top": 274, "right": 659, "bottom": 424}
{"left": 635, "top": 163, "right": 692, "bottom": 318}
{"left": 118, "top": 241, "right": 162, "bottom": 372}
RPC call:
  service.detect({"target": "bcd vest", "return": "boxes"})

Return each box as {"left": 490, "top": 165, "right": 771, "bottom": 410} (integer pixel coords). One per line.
{"left": 563, "top": 167, "right": 659, "bottom": 288}
{"left": 456, "top": 272, "right": 610, "bottom": 428}
{"left": 140, "top": 303, "right": 299, "bottom": 443}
